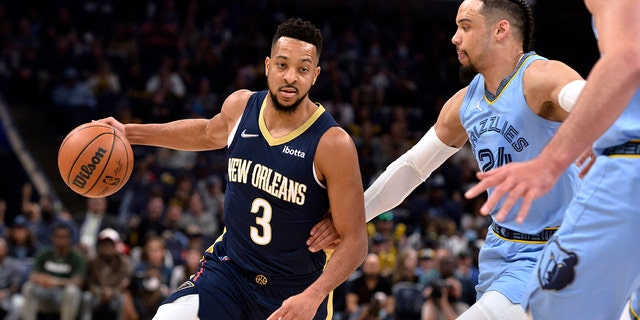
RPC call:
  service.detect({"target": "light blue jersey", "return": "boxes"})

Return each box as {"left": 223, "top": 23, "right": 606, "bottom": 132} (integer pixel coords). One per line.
{"left": 460, "top": 53, "right": 580, "bottom": 233}
{"left": 458, "top": 53, "right": 581, "bottom": 305}
{"left": 593, "top": 90, "right": 640, "bottom": 155}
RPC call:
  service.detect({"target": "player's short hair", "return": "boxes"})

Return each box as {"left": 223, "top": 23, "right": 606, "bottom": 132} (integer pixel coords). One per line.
{"left": 481, "top": 0, "right": 535, "bottom": 52}
{"left": 272, "top": 18, "right": 323, "bottom": 59}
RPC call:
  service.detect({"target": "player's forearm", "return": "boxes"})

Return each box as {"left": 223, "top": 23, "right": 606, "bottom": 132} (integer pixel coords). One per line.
{"left": 304, "top": 232, "right": 367, "bottom": 300}
{"left": 124, "top": 118, "right": 217, "bottom": 150}
{"left": 364, "top": 127, "right": 459, "bottom": 221}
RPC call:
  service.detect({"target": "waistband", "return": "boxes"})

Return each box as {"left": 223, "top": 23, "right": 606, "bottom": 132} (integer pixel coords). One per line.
{"left": 491, "top": 222, "right": 557, "bottom": 244}
{"left": 231, "top": 260, "right": 323, "bottom": 287}
{"left": 602, "top": 141, "right": 640, "bottom": 157}
{"left": 207, "top": 242, "right": 323, "bottom": 286}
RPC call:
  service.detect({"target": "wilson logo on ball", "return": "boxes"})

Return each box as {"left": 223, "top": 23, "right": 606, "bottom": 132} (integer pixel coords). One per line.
{"left": 72, "top": 147, "right": 108, "bottom": 189}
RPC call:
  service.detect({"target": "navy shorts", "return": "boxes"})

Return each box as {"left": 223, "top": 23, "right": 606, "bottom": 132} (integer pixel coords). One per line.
{"left": 161, "top": 256, "right": 329, "bottom": 320}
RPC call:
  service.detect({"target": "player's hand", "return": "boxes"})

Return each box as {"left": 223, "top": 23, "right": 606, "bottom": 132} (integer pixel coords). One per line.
{"left": 306, "top": 217, "right": 340, "bottom": 252}
{"left": 575, "top": 147, "right": 596, "bottom": 179}
{"left": 267, "top": 291, "right": 323, "bottom": 320}
{"left": 464, "top": 158, "right": 561, "bottom": 223}
{"left": 94, "top": 117, "right": 125, "bottom": 135}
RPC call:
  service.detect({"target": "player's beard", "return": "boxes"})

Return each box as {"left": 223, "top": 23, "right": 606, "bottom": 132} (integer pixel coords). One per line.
{"left": 459, "top": 63, "right": 478, "bottom": 85}
{"left": 268, "top": 86, "right": 308, "bottom": 114}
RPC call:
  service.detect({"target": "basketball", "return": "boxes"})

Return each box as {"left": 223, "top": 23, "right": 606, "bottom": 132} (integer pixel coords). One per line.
{"left": 58, "top": 122, "right": 134, "bottom": 198}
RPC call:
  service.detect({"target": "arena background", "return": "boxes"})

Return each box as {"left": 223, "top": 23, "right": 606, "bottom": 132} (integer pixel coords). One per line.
{"left": 0, "top": 0, "right": 597, "bottom": 216}
{"left": 0, "top": 0, "right": 600, "bottom": 318}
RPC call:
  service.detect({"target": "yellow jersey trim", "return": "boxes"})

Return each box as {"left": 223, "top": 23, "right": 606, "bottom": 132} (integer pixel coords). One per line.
{"left": 258, "top": 96, "right": 326, "bottom": 146}
{"left": 491, "top": 226, "right": 557, "bottom": 245}
{"left": 485, "top": 54, "right": 538, "bottom": 105}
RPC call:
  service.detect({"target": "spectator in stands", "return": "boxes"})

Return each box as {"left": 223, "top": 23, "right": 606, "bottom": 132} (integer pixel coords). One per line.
{"left": 21, "top": 222, "right": 85, "bottom": 320}
{"left": 421, "top": 256, "right": 469, "bottom": 320}
{"left": 369, "top": 231, "right": 396, "bottom": 279}
{"left": 196, "top": 174, "right": 225, "bottom": 229}
{"left": 51, "top": 66, "right": 97, "bottom": 135}
{"left": 454, "top": 250, "right": 479, "bottom": 307}
{"left": 21, "top": 183, "right": 78, "bottom": 247}
{"left": 131, "top": 236, "right": 171, "bottom": 320}
{"left": 347, "top": 253, "right": 394, "bottom": 320}
{"left": 0, "top": 237, "right": 24, "bottom": 320}
{"left": 161, "top": 202, "right": 189, "bottom": 266}
{"left": 6, "top": 215, "right": 37, "bottom": 285}
{"left": 85, "top": 59, "right": 122, "bottom": 118}
{"left": 75, "top": 197, "right": 121, "bottom": 259}
{"left": 184, "top": 77, "right": 219, "bottom": 118}
{"left": 131, "top": 195, "right": 166, "bottom": 248}
{"left": 418, "top": 247, "right": 454, "bottom": 287}
{"left": 143, "top": 58, "right": 185, "bottom": 123}
{"left": 168, "top": 246, "right": 201, "bottom": 292}
{"left": 179, "top": 192, "right": 218, "bottom": 240}
{"left": 390, "top": 247, "right": 420, "bottom": 285}
{"left": 81, "top": 228, "right": 134, "bottom": 320}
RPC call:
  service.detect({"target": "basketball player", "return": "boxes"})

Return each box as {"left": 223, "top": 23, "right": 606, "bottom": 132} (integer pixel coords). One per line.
{"left": 464, "top": 0, "right": 640, "bottom": 318}
{"left": 307, "top": 0, "right": 588, "bottom": 319}
{"left": 99, "top": 18, "right": 368, "bottom": 320}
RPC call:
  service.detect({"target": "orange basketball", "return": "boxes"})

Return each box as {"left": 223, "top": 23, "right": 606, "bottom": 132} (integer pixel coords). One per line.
{"left": 58, "top": 122, "right": 134, "bottom": 198}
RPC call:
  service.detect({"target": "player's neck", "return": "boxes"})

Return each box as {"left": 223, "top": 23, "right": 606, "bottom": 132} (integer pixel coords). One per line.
{"left": 482, "top": 50, "right": 525, "bottom": 95}
{"left": 264, "top": 99, "right": 317, "bottom": 138}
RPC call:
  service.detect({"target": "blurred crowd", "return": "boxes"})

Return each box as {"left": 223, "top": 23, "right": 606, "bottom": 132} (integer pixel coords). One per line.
{"left": 0, "top": 0, "right": 493, "bottom": 319}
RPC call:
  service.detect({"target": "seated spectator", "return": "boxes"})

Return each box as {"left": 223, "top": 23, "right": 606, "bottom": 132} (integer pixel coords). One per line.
{"left": 421, "top": 256, "right": 469, "bottom": 320}
{"left": 347, "top": 253, "right": 394, "bottom": 320}
{"left": 390, "top": 247, "right": 420, "bottom": 285}
{"left": 168, "top": 246, "right": 202, "bottom": 292}
{"left": 85, "top": 59, "right": 122, "bottom": 119}
{"left": 161, "top": 202, "right": 189, "bottom": 266}
{"left": 369, "top": 232, "right": 396, "bottom": 278}
{"left": 21, "top": 223, "right": 85, "bottom": 320}
{"left": 143, "top": 59, "right": 185, "bottom": 123}
{"left": 21, "top": 183, "right": 79, "bottom": 247}
{"left": 131, "top": 236, "right": 171, "bottom": 320}
{"left": 0, "top": 237, "right": 24, "bottom": 320}
{"left": 81, "top": 228, "right": 135, "bottom": 320}
{"left": 74, "top": 197, "right": 120, "bottom": 259}
{"left": 131, "top": 195, "right": 166, "bottom": 248}
{"left": 51, "top": 67, "right": 97, "bottom": 135}
{"left": 179, "top": 192, "right": 218, "bottom": 240}
{"left": 6, "top": 215, "right": 37, "bottom": 284}
{"left": 196, "top": 174, "right": 225, "bottom": 228}
{"left": 184, "top": 77, "right": 219, "bottom": 118}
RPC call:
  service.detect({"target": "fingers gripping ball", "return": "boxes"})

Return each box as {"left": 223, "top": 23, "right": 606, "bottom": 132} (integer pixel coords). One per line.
{"left": 58, "top": 122, "right": 134, "bottom": 198}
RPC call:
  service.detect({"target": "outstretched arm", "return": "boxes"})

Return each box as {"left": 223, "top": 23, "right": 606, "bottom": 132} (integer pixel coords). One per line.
{"left": 465, "top": 0, "right": 640, "bottom": 222}
{"left": 306, "top": 88, "right": 468, "bottom": 252}
{"left": 97, "top": 89, "right": 252, "bottom": 151}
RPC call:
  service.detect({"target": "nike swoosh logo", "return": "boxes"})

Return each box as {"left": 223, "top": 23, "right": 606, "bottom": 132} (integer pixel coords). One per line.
{"left": 241, "top": 129, "right": 259, "bottom": 138}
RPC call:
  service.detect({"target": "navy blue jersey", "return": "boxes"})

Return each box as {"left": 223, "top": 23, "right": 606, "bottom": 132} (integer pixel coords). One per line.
{"left": 211, "top": 90, "right": 338, "bottom": 277}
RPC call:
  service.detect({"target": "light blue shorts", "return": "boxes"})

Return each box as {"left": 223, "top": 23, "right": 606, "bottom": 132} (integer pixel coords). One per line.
{"left": 476, "top": 226, "right": 548, "bottom": 305}
{"left": 526, "top": 156, "right": 640, "bottom": 319}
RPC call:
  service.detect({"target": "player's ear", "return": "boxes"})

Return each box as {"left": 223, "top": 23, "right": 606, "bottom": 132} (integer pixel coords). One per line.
{"left": 313, "top": 66, "right": 321, "bottom": 85}
{"left": 265, "top": 57, "right": 270, "bottom": 77}
{"left": 495, "top": 19, "right": 509, "bottom": 40}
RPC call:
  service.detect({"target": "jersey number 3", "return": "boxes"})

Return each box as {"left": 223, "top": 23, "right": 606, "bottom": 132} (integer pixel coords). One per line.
{"left": 250, "top": 198, "right": 272, "bottom": 245}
